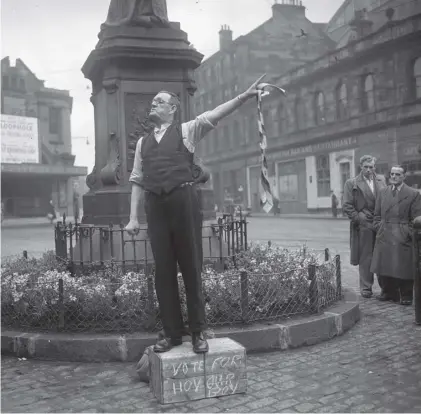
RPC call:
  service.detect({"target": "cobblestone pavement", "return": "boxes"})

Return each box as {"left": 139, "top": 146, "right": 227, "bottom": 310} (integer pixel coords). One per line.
{"left": 2, "top": 297, "right": 421, "bottom": 413}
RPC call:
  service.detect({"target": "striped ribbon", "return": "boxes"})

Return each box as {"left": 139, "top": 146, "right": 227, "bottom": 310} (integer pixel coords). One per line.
{"left": 256, "top": 91, "right": 274, "bottom": 213}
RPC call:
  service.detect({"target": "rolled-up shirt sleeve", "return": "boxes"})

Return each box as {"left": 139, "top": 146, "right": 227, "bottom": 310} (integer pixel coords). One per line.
{"left": 182, "top": 111, "right": 218, "bottom": 153}
{"left": 129, "top": 138, "right": 143, "bottom": 186}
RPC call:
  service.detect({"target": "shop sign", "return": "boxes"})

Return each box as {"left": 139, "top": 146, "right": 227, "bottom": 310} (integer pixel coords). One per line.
{"left": 1, "top": 114, "right": 39, "bottom": 164}
{"left": 277, "top": 137, "right": 358, "bottom": 160}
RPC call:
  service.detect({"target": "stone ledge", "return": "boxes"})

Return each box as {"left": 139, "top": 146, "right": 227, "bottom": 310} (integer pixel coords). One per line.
{"left": 1, "top": 289, "right": 359, "bottom": 362}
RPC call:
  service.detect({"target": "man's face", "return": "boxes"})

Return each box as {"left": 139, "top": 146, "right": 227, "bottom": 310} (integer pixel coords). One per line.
{"left": 149, "top": 92, "right": 176, "bottom": 124}
{"left": 389, "top": 167, "right": 405, "bottom": 186}
{"left": 361, "top": 161, "right": 375, "bottom": 179}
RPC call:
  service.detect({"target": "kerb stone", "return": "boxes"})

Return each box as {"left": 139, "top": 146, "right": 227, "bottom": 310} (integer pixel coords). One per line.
{"left": 149, "top": 337, "right": 247, "bottom": 404}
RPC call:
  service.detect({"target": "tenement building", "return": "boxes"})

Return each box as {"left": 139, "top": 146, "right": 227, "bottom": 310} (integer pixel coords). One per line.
{"left": 1, "top": 57, "right": 87, "bottom": 218}
{"left": 193, "top": 0, "right": 335, "bottom": 209}
{"left": 196, "top": 0, "right": 421, "bottom": 213}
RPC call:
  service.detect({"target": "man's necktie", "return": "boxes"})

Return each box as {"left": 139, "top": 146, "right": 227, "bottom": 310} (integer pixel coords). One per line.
{"left": 392, "top": 185, "right": 397, "bottom": 197}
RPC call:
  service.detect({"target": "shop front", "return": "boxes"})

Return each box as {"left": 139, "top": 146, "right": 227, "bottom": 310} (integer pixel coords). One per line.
{"left": 1, "top": 163, "right": 87, "bottom": 218}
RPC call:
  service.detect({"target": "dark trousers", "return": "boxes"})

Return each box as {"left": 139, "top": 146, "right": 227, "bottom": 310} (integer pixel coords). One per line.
{"left": 358, "top": 226, "right": 378, "bottom": 293}
{"left": 379, "top": 276, "right": 413, "bottom": 300}
{"left": 145, "top": 184, "right": 207, "bottom": 338}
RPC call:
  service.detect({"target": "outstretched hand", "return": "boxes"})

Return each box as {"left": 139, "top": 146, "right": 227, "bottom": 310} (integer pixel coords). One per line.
{"left": 243, "top": 74, "right": 267, "bottom": 99}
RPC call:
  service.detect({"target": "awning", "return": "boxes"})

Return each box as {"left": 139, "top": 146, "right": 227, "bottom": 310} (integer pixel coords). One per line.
{"left": 1, "top": 163, "right": 88, "bottom": 177}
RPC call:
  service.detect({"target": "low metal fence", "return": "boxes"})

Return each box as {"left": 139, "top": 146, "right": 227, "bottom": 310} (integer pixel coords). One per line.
{"left": 54, "top": 213, "right": 247, "bottom": 272}
{"left": 1, "top": 248, "right": 342, "bottom": 333}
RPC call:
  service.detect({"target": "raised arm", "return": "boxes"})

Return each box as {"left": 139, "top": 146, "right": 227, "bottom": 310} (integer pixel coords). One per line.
{"left": 206, "top": 74, "right": 266, "bottom": 126}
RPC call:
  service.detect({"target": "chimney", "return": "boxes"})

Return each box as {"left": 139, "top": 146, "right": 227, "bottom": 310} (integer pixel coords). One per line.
{"left": 272, "top": 0, "right": 306, "bottom": 20}
{"left": 219, "top": 25, "right": 233, "bottom": 52}
{"left": 349, "top": 8, "right": 373, "bottom": 38}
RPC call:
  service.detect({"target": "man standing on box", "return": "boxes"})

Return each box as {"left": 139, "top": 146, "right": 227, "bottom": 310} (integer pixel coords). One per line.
{"left": 126, "top": 75, "right": 266, "bottom": 353}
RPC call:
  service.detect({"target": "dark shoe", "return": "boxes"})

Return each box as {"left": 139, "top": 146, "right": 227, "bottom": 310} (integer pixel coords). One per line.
{"left": 361, "top": 291, "right": 373, "bottom": 298}
{"left": 400, "top": 298, "right": 413, "bottom": 306}
{"left": 153, "top": 337, "right": 182, "bottom": 353}
{"left": 192, "top": 332, "right": 209, "bottom": 354}
{"left": 376, "top": 292, "right": 399, "bottom": 302}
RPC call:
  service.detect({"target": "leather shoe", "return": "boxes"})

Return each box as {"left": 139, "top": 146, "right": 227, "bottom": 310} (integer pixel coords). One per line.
{"left": 376, "top": 293, "right": 399, "bottom": 302}
{"left": 361, "top": 291, "right": 373, "bottom": 298}
{"left": 400, "top": 298, "right": 413, "bottom": 306}
{"left": 153, "top": 337, "right": 182, "bottom": 353}
{"left": 192, "top": 332, "right": 209, "bottom": 354}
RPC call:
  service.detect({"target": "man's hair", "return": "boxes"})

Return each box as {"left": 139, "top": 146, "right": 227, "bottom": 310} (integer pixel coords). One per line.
{"left": 359, "top": 155, "right": 377, "bottom": 165}
{"left": 390, "top": 164, "right": 407, "bottom": 174}
{"left": 158, "top": 90, "right": 181, "bottom": 122}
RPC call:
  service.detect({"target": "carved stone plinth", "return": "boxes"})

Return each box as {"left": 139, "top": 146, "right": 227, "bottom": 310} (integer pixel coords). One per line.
{"left": 81, "top": 23, "right": 207, "bottom": 225}
{"left": 149, "top": 338, "right": 247, "bottom": 404}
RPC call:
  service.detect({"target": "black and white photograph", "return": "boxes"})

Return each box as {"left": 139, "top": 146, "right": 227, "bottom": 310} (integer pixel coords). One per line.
{"left": 1, "top": 0, "right": 421, "bottom": 412}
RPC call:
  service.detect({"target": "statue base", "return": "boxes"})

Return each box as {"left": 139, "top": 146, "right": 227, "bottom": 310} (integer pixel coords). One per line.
{"left": 149, "top": 338, "right": 247, "bottom": 404}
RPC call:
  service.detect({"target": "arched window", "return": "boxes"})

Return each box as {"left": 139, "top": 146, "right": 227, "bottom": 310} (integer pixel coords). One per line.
{"left": 336, "top": 82, "right": 348, "bottom": 120}
{"left": 362, "top": 73, "right": 375, "bottom": 111}
{"left": 414, "top": 57, "right": 421, "bottom": 99}
{"left": 315, "top": 91, "right": 326, "bottom": 125}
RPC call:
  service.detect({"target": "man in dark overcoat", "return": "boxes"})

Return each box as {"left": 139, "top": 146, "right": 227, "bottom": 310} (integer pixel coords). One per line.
{"left": 371, "top": 165, "right": 421, "bottom": 305}
{"left": 343, "top": 155, "right": 386, "bottom": 298}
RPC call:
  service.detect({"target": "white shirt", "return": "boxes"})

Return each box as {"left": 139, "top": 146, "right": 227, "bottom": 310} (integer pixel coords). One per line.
{"left": 129, "top": 112, "right": 216, "bottom": 186}
{"left": 364, "top": 176, "right": 374, "bottom": 194}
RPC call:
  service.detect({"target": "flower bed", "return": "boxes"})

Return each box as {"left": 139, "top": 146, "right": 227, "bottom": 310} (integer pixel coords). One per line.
{"left": 1, "top": 244, "right": 339, "bottom": 333}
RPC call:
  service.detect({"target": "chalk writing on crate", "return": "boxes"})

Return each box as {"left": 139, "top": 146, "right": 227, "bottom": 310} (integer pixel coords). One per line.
{"left": 165, "top": 354, "right": 244, "bottom": 397}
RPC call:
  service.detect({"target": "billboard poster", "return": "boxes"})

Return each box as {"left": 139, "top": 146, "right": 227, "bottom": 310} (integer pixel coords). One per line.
{"left": 1, "top": 114, "right": 39, "bottom": 164}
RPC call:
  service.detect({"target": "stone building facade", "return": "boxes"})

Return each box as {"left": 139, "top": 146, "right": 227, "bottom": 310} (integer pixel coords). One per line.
{"left": 1, "top": 57, "right": 87, "bottom": 218}
{"left": 192, "top": 0, "right": 335, "bottom": 209}
{"left": 196, "top": 0, "right": 421, "bottom": 213}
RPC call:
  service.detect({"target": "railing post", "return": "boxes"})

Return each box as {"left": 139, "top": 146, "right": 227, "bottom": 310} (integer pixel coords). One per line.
{"left": 240, "top": 271, "right": 249, "bottom": 323}
{"left": 308, "top": 264, "right": 319, "bottom": 314}
{"left": 335, "top": 254, "right": 342, "bottom": 300}
{"left": 55, "top": 222, "right": 68, "bottom": 261}
{"left": 413, "top": 216, "right": 421, "bottom": 325}
{"left": 58, "top": 278, "right": 65, "bottom": 331}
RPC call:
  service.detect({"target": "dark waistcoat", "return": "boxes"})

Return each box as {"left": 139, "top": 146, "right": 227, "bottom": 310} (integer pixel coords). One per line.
{"left": 140, "top": 123, "right": 194, "bottom": 195}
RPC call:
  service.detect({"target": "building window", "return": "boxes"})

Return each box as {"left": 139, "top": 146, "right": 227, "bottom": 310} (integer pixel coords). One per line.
{"left": 49, "top": 107, "right": 62, "bottom": 135}
{"left": 249, "top": 116, "right": 256, "bottom": 142}
{"left": 277, "top": 103, "right": 284, "bottom": 134}
{"left": 339, "top": 162, "right": 351, "bottom": 190}
{"left": 362, "top": 73, "right": 375, "bottom": 111}
{"left": 295, "top": 97, "right": 305, "bottom": 130}
{"left": 314, "top": 92, "right": 326, "bottom": 125}
{"left": 336, "top": 82, "right": 348, "bottom": 120}
{"left": 233, "top": 120, "right": 240, "bottom": 147}
{"left": 316, "top": 154, "right": 331, "bottom": 197}
{"left": 2, "top": 76, "right": 9, "bottom": 89}
{"left": 214, "top": 129, "right": 219, "bottom": 152}
{"left": 414, "top": 57, "right": 421, "bottom": 99}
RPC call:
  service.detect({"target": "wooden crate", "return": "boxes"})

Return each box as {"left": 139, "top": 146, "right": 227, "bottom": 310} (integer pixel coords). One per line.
{"left": 149, "top": 337, "right": 247, "bottom": 404}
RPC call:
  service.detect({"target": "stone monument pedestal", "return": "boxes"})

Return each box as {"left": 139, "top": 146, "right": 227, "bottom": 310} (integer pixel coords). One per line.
{"left": 149, "top": 338, "right": 247, "bottom": 404}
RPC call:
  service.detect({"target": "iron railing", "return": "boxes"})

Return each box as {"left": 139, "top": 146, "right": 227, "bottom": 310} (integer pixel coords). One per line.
{"left": 55, "top": 213, "right": 248, "bottom": 272}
